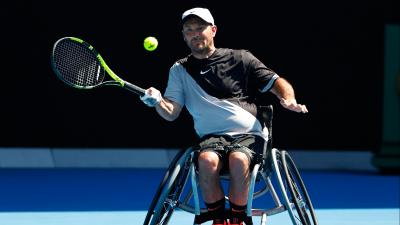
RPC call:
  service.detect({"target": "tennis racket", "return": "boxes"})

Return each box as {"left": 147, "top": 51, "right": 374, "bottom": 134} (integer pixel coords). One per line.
{"left": 51, "top": 37, "right": 145, "bottom": 96}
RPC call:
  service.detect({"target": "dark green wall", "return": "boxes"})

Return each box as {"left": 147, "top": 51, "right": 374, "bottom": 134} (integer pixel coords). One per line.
{"left": 1, "top": 0, "right": 398, "bottom": 150}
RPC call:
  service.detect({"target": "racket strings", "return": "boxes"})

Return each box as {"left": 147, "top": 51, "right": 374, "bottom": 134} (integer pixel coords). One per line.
{"left": 53, "top": 40, "right": 105, "bottom": 88}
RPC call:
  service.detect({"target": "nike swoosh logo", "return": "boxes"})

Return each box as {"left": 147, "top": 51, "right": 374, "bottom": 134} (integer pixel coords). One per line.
{"left": 200, "top": 68, "right": 211, "bottom": 74}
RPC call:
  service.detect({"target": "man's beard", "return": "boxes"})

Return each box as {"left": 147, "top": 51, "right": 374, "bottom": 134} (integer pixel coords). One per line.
{"left": 188, "top": 39, "right": 211, "bottom": 55}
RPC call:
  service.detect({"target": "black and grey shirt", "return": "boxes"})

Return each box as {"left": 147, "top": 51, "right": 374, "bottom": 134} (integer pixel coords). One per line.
{"left": 164, "top": 48, "right": 279, "bottom": 139}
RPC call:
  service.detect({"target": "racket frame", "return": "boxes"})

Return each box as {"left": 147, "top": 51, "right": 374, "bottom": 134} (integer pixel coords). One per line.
{"left": 51, "top": 37, "right": 145, "bottom": 95}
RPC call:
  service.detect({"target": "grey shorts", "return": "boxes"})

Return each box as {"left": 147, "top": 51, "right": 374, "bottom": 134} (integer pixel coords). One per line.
{"left": 193, "top": 134, "right": 265, "bottom": 174}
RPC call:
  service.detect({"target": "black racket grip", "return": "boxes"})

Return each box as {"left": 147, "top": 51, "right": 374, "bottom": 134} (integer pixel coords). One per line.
{"left": 124, "top": 81, "right": 145, "bottom": 96}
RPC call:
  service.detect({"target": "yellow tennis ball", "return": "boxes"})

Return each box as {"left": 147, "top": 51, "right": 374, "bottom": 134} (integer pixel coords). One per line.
{"left": 143, "top": 36, "right": 158, "bottom": 51}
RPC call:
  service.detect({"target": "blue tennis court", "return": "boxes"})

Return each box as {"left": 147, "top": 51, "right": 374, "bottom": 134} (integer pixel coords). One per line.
{"left": 0, "top": 167, "right": 398, "bottom": 225}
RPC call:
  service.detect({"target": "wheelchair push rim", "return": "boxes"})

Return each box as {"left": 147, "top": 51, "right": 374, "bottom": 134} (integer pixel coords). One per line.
{"left": 143, "top": 149, "right": 192, "bottom": 225}
{"left": 272, "top": 149, "right": 318, "bottom": 225}
{"left": 282, "top": 151, "right": 318, "bottom": 225}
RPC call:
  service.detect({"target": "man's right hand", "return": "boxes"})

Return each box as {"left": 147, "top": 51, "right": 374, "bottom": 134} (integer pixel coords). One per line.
{"left": 140, "top": 87, "right": 162, "bottom": 107}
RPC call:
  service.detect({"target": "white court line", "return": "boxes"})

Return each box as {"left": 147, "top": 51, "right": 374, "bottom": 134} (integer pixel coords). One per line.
{"left": 0, "top": 209, "right": 398, "bottom": 225}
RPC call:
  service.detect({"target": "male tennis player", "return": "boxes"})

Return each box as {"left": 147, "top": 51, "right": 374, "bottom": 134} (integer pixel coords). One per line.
{"left": 140, "top": 7, "right": 308, "bottom": 225}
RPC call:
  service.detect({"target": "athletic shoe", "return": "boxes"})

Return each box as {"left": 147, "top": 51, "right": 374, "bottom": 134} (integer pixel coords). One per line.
{"left": 212, "top": 219, "right": 228, "bottom": 225}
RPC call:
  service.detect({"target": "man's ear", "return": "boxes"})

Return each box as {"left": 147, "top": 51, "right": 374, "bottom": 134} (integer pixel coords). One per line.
{"left": 211, "top": 25, "right": 217, "bottom": 37}
{"left": 182, "top": 31, "right": 187, "bottom": 42}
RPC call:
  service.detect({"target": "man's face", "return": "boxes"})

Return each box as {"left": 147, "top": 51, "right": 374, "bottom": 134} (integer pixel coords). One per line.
{"left": 182, "top": 17, "right": 216, "bottom": 54}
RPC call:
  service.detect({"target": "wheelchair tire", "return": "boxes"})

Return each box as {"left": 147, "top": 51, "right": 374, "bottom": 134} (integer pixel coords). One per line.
{"left": 282, "top": 151, "right": 318, "bottom": 225}
{"left": 143, "top": 148, "right": 192, "bottom": 225}
{"left": 143, "top": 149, "right": 187, "bottom": 225}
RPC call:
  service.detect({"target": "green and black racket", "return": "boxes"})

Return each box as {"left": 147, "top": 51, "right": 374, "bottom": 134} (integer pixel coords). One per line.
{"left": 51, "top": 37, "right": 145, "bottom": 96}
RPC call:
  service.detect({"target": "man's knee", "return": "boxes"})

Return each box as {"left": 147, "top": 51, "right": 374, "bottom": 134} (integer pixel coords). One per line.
{"left": 229, "top": 152, "right": 251, "bottom": 181}
{"left": 198, "top": 151, "right": 221, "bottom": 173}
{"left": 229, "top": 151, "right": 250, "bottom": 170}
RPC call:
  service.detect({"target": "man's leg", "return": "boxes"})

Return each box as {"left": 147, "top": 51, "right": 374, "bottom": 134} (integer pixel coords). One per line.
{"left": 228, "top": 151, "right": 251, "bottom": 204}
{"left": 198, "top": 151, "right": 226, "bottom": 224}
{"left": 198, "top": 151, "right": 225, "bottom": 202}
{"left": 229, "top": 151, "right": 251, "bottom": 225}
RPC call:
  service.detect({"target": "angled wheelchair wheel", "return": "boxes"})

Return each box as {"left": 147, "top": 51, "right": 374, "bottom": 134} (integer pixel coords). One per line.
{"left": 282, "top": 151, "right": 318, "bottom": 225}
{"left": 271, "top": 149, "right": 318, "bottom": 225}
{"left": 143, "top": 148, "right": 192, "bottom": 225}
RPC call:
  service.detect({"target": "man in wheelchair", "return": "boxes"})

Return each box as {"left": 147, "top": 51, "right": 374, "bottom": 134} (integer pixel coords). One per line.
{"left": 140, "top": 7, "right": 308, "bottom": 225}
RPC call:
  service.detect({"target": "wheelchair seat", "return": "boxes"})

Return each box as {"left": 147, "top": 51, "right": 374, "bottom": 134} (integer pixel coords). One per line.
{"left": 143, "top": 105, "right": 318, "bottom": 225}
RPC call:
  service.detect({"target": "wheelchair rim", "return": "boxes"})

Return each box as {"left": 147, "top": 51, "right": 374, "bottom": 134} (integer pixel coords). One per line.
{"left": 282, "top": 151, "right": 318, "bottom": 225}
{"left": 144, "top": 148, "right": 192, "bottom": 225}
{"left": 271, "top": 148, "right": 299, "bottom": 224}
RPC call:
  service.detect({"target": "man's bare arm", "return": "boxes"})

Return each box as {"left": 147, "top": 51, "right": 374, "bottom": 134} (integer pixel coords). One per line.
{"left": 270, "top": 77, "right": 308, "bottom": 113}
{"left": 155, "top": 97, "right": 182, "bottom": 121}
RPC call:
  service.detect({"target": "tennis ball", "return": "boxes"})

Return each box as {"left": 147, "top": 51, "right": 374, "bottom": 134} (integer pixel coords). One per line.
{"left": 143, "top": 36, "right": 158, "bottom": 51}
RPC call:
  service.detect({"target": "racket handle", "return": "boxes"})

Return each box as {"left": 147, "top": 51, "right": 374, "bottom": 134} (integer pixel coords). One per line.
{"left": 124, "top": 81, "right": 146, "bottom": 96}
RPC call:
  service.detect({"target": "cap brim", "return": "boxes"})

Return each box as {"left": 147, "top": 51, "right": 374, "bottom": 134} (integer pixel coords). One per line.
{"left": 181, "top": 14, "right": 213, "bottom": 25}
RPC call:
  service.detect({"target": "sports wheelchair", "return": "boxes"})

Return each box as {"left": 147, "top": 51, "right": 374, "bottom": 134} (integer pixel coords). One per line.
{"left": 143, "top": 105, "right": 318, "bottom": 225}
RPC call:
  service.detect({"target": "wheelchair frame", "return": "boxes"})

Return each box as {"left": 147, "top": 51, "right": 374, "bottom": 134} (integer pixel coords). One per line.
{"left": 143, "top": 106, "right": 318, "bottom": 225}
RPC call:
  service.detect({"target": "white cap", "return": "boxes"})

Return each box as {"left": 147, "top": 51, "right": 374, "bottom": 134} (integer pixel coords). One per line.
{"left": 182, "top": 7, "right": 214, "bottom": 25}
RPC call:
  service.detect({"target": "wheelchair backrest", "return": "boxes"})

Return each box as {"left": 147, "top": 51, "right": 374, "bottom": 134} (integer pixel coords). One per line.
{"left": 257, "top": 105, "right": 274, "bottom": 170}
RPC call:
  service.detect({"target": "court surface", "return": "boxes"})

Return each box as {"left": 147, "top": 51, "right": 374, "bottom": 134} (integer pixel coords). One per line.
{"left": 0, "top": 168, "right": 399, "bottom": 225}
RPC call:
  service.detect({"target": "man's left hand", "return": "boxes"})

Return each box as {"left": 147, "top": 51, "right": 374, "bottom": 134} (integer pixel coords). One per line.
{"left": 280, "top": 98, "right": 308, "bottom": 113}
